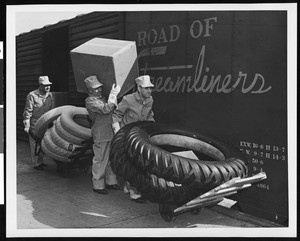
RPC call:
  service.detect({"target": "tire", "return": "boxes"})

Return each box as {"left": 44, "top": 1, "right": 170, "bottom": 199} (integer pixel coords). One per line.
{"left": 110, "top": 121, "right": 248, "bottom": 205}
{"left": 190, "top": 208, "right": 202, "bottom": 215}
{"left": 159, "top": 203, "right": 176, "bottom": 222}
{"left": 43, "top": 128, "right": 74, "bottom": 160}
{"left": 42, "top": 127, "right": 93, "bottom": 163}
{"left": 54, "top": 116, "right": 87, "bottom": 145}
{"left": 124, "top": 122, "right": 247, "bottom": 188}
{"left": 59, "top": 107, "right": 92, "bottom": 140}
{"left": 41, "top": 136, "right": 70, "bottom": 163}
{"left": 110, "top": 122, "right": 201, "bottom": 205}
{"left": 49, "top": 125, "right": 82, "bottom": 152}
{"left": 73, "top": 115, "right": 91, "bottom": 128}
{"left": 111, "top": 147, "right": 199, "bottom": 205}
{"left": 34, "top": 105, "right": 75, "bottom": 139}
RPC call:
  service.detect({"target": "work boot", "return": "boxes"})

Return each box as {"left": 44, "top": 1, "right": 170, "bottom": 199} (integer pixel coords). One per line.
{"left": 106, "top": 184, "right": 122, "bottom": 190}
{"left": 123, "top": 185, "right": 129, "bottom": 194}
{"left": 93, "top": 189, "right": 108, "bottom": 195}
{"left": 131, "top": 197, "right": 146, "bottom": 204}
{"left": 33, "top": 164, "right": 44, "bottom": 171}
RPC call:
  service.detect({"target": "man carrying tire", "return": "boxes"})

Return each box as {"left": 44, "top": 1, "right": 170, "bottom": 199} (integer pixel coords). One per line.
{"left": 112, "top": 75, "right": 155, "bottom": 204}
{"left": 84, "top": 75, "right": 122, "bottom": 195}
{"left": 23, "top": 76, "right": 54, "bottom": 170}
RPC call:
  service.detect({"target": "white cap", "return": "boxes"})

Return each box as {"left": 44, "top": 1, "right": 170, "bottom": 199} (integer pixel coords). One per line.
{"left": 38, "top": 76, "right": 52, "bottom": 85}
{"left": 135, "top": 75, "right": 154, "bottom": 88}
{"left": 84, "top": 75, "right": 103, "bottom": 89}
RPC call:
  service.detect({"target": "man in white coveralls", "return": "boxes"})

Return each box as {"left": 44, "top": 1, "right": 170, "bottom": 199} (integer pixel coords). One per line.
{"left": 84, "top": 75, "right": 122, "bottom": 194}
{"left": 112, "top": 75, "right": 155, "bottom": 203}
{"left": 23, "top": 76, "right": 54, "bottom": 170}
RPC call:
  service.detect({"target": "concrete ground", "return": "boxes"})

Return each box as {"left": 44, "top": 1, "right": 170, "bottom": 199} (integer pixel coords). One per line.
{"left": 16, "top": 140, "right": 280, "bottom": 233}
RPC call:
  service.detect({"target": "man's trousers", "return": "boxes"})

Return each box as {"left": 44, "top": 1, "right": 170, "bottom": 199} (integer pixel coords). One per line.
{"left": 29, "top": 135, "right": 44, "bottom": 167}
{"left": 92, "top": 141, "right": 118, "bottom": 189}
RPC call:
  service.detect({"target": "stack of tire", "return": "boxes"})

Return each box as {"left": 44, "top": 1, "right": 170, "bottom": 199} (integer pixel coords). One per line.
{"left": 32, "top": 105, "right": 93, "bottom": 167}
{"left": 110, "top": 121, "right": 248, "bottom": 207}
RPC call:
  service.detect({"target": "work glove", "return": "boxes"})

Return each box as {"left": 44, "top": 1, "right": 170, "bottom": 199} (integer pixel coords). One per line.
{"left": 108, "top": 84, "right": 121, "bottom": 105}
{"left": 23, "top": 119, "right": 30, "bottom": 133}
{"left": 110, "top": 84, "right": 121, "bottom": 95}
{"left": 112, "top": 122, "right": 121, "bottom": 134}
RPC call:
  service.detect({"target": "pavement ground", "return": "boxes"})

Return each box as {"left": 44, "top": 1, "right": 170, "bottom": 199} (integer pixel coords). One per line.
{"left": 16, "top": 140, "right": 281, "bottom": 233}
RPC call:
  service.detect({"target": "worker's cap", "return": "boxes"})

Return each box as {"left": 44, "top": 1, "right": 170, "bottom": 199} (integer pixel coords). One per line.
{"left": 84, "top": 75, "right": 103, "bottom": 89}
{"left": 38, "top": 76, "right": 52, "bottom": 85}
{"left": 135, "top": 75, "right": 154, "bottom": 88}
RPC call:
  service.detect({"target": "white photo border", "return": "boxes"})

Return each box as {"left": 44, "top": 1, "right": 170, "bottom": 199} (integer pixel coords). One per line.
{"left": 6, "top": 3, "right": 297, "bottom": 238}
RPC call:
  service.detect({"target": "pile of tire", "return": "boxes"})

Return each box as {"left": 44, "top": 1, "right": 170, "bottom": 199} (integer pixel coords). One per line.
{"left": 110, "top": 121, "right": 248, "bottom": 206}
{"left": 31, "top": 105, "right": 93, "bottom": 164}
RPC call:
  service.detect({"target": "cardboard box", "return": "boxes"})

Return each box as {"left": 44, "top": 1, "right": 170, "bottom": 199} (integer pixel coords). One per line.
{"left": 70, "top": 38, "right": 139, "bottom": 98}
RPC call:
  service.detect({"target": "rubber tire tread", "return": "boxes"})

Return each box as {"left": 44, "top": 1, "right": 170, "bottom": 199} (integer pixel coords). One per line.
{"left": 110, "top": 122, "right": 203, "bottom": 205}
{"left": 54, "top": 116, "right": 87, "bottom": 145}
{"left": 48, "top": 126, "right": 93, "bottom": 163}
{"left": 73, "top": 116, "right": 91, "bottom": 128}
{"left": 124, "top": 123, "right": 247, "bottom": 188}
{"left": 49, "top": 126, "right": 82, "bottom": 151}
{"left": 59, "top": 107, "right": 91, "bottom": 140}
{"left": 41, "top": 131, "right": 70, "bottom": 163}
{"left": 43, "top": 128, "right": 74, "bottom": 158}
{"left": 43, "top": 128, "right": 93, "bottom": 163}
{"left": 110, "top": 121, "right": 248, "bottom": 204}
{"left": 34, "top": 105, "right": 75, "bottom": 139}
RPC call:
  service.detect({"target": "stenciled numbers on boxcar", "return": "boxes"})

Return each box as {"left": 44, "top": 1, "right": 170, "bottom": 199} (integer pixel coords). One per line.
{"left": 239, "top": 140, "right": 287, "bottom": 191}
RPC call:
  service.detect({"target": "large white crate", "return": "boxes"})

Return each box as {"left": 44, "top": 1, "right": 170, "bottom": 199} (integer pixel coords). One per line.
{"left": 70, "top": 38, "right": 139, "bottom": 98}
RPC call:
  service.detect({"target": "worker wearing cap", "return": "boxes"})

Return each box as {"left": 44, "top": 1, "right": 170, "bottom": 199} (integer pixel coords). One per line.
{"left": 112, "top": 75, "right": 155, "bottom": 204}
{"left": 84, "top": 75, "right": 122, "bottom": 195}
{"left": 23, "top": 76, "right": 54, "bottom": 170}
